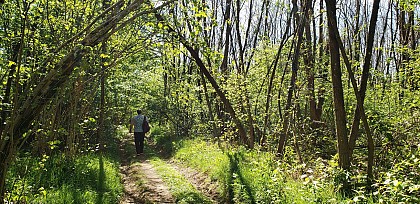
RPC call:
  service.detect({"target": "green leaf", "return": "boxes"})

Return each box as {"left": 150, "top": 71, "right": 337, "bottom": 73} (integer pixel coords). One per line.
{"left": 100, "top": 53, "right": 110, "bottom": 58}
{"left": 194, "top": 11, "right": 206, "bottom": 18}
{"left": 8, "top": 61, "right": 16, "bottom": 67}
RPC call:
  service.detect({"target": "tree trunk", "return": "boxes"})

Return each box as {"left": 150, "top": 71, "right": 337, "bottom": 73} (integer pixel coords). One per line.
{"left": 303, "top": 0, "right": 317, "bottom": 124}
{"left": 261, "top": 3, "right": 296, "bottom": 146}
{"left": 315, "top": 0, "right": 326, "bottom": 122}
{"left": 277, "top": 0, "right": 307, "bottom": 156}
{"left": 98, "top": 0, "right": 110, "bottom": 152}
{"left": 328, "top": 0, "right": 379, "bottom": 189}
{"left": 153, "top": 12, "right": 248, "bottom": 145}
{"left": 348, "top": 0, "right": 381, "bottom": 156}
{"left": 200, "top": 72, "right": 218, "bottom": 137}
{"left": 220, "top": 0, "right": 232, "bottom": 74}
{"left": 325, "top": 0, "right": 350, "bottom": 170}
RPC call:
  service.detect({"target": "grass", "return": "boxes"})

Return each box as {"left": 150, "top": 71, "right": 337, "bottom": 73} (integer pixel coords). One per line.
{"left": 143, "top": 144, "right": 212, "bottom": 204}
{"left": 173, "top": 138, "right": 347, "bottom": 204}
{"left": 149, "top": 157, "right": 212, "bottom": 203}
{"left": 5, "top": 127, "right": 125, "bottom": 204}
{"left": 6, "top": 153, "right": 123, "bottom": 204}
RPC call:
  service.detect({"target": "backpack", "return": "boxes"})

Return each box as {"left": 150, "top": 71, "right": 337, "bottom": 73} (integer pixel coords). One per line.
{"left": 142, "top": 116, "right": 150, "bottom": 133}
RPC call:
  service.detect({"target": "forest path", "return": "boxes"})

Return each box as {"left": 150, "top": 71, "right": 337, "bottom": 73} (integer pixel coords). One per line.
{"left": 119, "top": 135, "right": 174, "bottom": 204}
{"left": 118, "top": 133, "right": 223, "bottom": 203}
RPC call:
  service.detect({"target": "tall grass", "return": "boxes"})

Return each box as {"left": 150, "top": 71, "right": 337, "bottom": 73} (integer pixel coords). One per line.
{"left": 5, "top": 127, "right": 125, "bottom": 203}
{"left": 5, "top": 152, "right": 123, "bottom": 203}
{"left": 174, "top": 138, "right": 346, "bottom": 203}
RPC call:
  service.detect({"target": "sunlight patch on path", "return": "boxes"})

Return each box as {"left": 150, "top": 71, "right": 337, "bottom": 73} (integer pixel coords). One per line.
{"left": 119, "top": 135, "right": 175, "bottom": 204}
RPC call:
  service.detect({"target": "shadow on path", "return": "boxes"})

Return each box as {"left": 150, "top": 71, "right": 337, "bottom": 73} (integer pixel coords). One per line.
{"left": 227, "top": 152, "right": 255, "bottom": 204}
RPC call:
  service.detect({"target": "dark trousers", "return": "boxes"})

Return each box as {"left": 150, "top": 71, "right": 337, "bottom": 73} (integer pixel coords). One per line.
{"left": 134, "top": 132, "right": 145, "bottom": 154}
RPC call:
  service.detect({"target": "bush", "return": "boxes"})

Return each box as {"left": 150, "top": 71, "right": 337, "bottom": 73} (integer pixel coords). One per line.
{"left": 374, "top": 146, "right": 420, "bottom": 203}
{"left": 150, "top": 125, "right": 176, "bottom": 156}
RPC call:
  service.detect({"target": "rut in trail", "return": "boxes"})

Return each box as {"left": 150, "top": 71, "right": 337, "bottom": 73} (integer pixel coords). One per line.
{"left": 119, "top": 135, "right": 174, "bottom": 204}
{"left": 169, "top": 161, "right": 224, "bottom": 203}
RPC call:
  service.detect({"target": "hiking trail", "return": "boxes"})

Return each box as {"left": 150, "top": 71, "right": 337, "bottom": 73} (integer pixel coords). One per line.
{"left": 119, "top": 136, "right": 174, "bottom": 203}
{"left": 118, "top": 134, "right": 223, "bottom": 203}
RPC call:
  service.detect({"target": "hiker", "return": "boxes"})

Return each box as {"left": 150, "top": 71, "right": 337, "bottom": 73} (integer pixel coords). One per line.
{"left": 129, "top": 109, "right": 149, "bottom": 155}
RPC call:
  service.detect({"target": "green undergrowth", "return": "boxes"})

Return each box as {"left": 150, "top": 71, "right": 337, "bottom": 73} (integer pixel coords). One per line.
{"left": 173, "top": 138, "right": 346, "bottom": 204}
{"left": 6, "top": 153, "right": 123, "bottom": 203}
{"left": 5, "top": 128, "right": 125, "bottom": 203}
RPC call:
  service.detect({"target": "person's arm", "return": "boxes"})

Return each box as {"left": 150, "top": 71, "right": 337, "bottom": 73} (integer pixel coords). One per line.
{"left": 129, "top": 118, "right": 134, "bottom": 133}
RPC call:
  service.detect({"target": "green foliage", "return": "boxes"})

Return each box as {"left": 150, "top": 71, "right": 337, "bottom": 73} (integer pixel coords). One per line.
{"left": 374, "top": 146, "right": 420, "bottom": 203}
{"left": 5, "top": 153, "right": 123, "bottom": 203}
{"left": 175, "top": 139, "right": 229, "bottom": 186}
{"left": 1, "top": 0, "right": 419, "bottom": 202}
{"left": 150, "top": 125, "right": 176, "bottom": 155}
{"left": 173, "top": 138, "right": 344, "bottom": 203}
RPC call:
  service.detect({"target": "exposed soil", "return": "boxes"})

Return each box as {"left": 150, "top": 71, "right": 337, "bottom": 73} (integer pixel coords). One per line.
{"left": 119, "top": 136, "right": 174, "bottom": 204}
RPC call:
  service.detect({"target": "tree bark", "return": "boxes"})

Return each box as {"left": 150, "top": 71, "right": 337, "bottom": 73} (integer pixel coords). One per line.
{"left": 220, "top": 0, "right": 232, "bottom": 74}
{"left": 302, "top": 0, "right": 317, "bottom": 123}
{"left": 315, "top": 0, "right": 326, "bottom": 122}
{"left": 261, "top": 3, "right": 296, "bottom": 146}
{"left": 327, "top": 0, "right": 379, "bottom": 189}
{"left": 348, "top": 0, "right": 381, "bottom": 157}
{"left": 325, "top": 0, "right": 350, "bottom": 170}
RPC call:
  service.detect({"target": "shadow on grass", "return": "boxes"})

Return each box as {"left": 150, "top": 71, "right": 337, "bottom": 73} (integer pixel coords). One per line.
{"left": 96, "top": 154, "right": 105, "bottom": 204}
{"left": 227, "top": 152, "right": 255, "bottom": 204}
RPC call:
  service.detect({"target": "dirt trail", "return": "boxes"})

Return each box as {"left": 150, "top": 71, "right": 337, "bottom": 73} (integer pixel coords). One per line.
{"left": 169, "top": 161, "right": 224, "bottom": 203}
{"left": 118, "top": 134, "right": 223, "bottom": 203}
{"left": 119, "top": 136, "right": 174, "bottom": 204}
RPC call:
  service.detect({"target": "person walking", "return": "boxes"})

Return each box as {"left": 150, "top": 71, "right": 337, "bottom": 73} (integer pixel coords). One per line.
{"left": 129, "top": 109, "right": 149, "bottom": 155}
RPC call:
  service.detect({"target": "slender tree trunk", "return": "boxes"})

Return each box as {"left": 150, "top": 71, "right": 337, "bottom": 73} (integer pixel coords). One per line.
{"left": 0, "top": 141, "right": 14, "bottom": 203}
{"left": 325, "top": 0, "right": 350, "bottom": 170}
{"left": 348, "top": 0, "right": 381, "bottom": 157}
{"left": 261, "top": 4, "right": 296, "bottom": 146}
{"left": 233, "top": 0, "right": 255, "bottom": 147}
{"left": 220, "top": 0, "right": 232, "bottom": 74}
{"left": 0, "top": 42, "right": 20, "bottom": 137}
{"left": 328, "top": 0, "right": 379, "bottom": 189}
{"left": 99, "top": 46, "right": 107, "bottom": 151}
{"left": 154, "top": 12, "right": 248, "bottom": 145}
{"left": 315, "top": 0, "right": 326, "bottom": 122}
{"left": 352, "top": 0, "right": 361, "bottom": 77}
{"left": 191, "top": 47, "right": 248, "bottom": 145}
{"left": 98, "top": 0, "right": 110, "bottom": 152}
{"left": 303, "top": 0, "right": 317, "bottom": 124}
{"left": 0, "top": 2, "right": 29, "bottom": 200}
{"left": 277, "top": 0, "right": 307, "bottom": 156}
{"left": 200, "top": 72, "right": 218, "bottom": 137}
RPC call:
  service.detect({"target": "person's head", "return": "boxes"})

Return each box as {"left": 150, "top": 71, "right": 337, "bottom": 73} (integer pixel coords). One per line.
{"left": 136, "top": 109, "right": 142, "bottom": 115}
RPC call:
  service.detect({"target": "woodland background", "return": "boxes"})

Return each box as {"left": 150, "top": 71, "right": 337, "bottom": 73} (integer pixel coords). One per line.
{"left": 0, "top": 0, "right": 419, "bottom": 203}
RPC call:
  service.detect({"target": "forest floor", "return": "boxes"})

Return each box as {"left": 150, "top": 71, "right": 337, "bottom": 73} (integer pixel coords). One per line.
{"left": 118, "top": 134, "right": 222, "bottom": 204}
